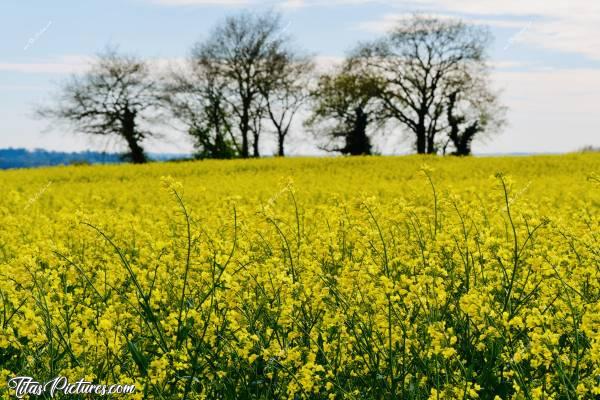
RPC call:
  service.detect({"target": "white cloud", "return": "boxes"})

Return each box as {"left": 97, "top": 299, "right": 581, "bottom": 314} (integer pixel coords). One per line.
{"left": 280, "top": 0, "right": 305, "bottom": 9}
{"left": 0, "top": 56, "right": 92, "bottom": 74}
{"left": 277, "top": 0, "right": 370, "bottom": 8}
{"left": 148, "top": 0, "right": 384, "bottom": 9}
{"left": 358, "top": 13, "right": 456, "bottom": 33}
{"left": 409, "top": 0, "right": 577, "bottom": 18}
{"left": 0, "top": 56, "right": 189, "bottom": 76}
{"left": 151, "top": 0, "right": 251, "bottom": 5}
{"left": 476, "top": 67, "right": 600, "bottom": 153}
{"left": 314, "top": 55, "right": 344, "bottom": 72}
{"left": 357, "top": 13, "right": 530, "bottom": 33}
{"left": 491, "top": 60, "right": 527, "bottom": 69}
{"left": 357, "top": 0, "right": 600, "bottom": 60}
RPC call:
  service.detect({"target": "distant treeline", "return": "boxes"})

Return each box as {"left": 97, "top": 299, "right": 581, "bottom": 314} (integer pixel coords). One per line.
{"left": 0, "top": 148, "right": 188, "bottom": 169}
{"left": 37, "top": 13, "right": 506, "bottom": 164}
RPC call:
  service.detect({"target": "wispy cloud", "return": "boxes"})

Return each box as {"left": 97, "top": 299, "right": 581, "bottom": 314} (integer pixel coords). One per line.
{"left": 314, "top": 55, "right": 344, "bottom": 72}
{"left": 359, "top": 13, "right": 540, "bottom": 32}
{"left": 150, "top": 0, "right": 252, "bottom": 5}
{"left": 357, "top": 1, "right": 600, "bottom": 60}
{"left": 149, "top": 0, "right": 378, "bottom": 8}
{"left": 0, "top": 56, "right": 188, "bottom": 75}
{"left": 0, "top": 56, "right": 92, "bottom": 74}
{"left": 280, "top": 0, "right": 305, "bottom": 9}
{"left": 483, "top": 67, "right": 600, "bottom": 152}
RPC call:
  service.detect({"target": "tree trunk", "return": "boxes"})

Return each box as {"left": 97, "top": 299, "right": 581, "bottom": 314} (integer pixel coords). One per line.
{"left": 447, "top": 92, "right": 478, "bottom": 156}
{"left": 241, "top": 127, "right": 249, "bottom": 158}
{"left": 121, "top": 108, "right": 146, "bottom": 164}
{"left": 455, "top": 124, "right": 478, "bottom": 156}
{"left": 240, "top": 106, "right": 250, "bottom": 158}
{"left": 344, "top": 107, "right": 371, "bottom": 156}
{"left": 277, "top": 133, "right": 285, "bottom": 157}
{"left": 252, "top": 131, "right": 260, "bottom": 157}
{"left": 416, "top": 127, "right": 426, "bottom": 154}
{"left": 416, "top": 113, "right": 427, "bottom": 154}
{"left": 426, "top": 134, "right": 436, "bottom": 154}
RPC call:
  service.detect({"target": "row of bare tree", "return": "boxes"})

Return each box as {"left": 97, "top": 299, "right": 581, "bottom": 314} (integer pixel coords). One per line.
{"left": 39, "top": 12, "right": 506, "bottom": 163}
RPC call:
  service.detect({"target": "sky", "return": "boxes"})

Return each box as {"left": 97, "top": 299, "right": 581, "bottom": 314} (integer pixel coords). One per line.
{"left": 0, "top": 0, "right": 598, "bottom": 155}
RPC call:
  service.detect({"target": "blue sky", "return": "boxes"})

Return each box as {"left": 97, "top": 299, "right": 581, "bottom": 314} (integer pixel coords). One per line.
{"left": 1, "top": 0, "right": 599, "bottom": 155}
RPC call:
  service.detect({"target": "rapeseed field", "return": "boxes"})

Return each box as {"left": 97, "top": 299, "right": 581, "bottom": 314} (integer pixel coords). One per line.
{"left": 0, "top": 155, "right": 599, "bottom": 399}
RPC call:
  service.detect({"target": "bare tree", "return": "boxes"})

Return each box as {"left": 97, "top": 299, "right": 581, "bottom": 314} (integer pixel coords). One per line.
{"left": 354, "top": 15, "right": 494, "bottom": 154}
{"left": 37, "top": 48, "right": 159, "bottom": 163}
{"left": 259, "top": 54, "right": 314, "bottom": 156}
{"left": 306, "top": 64, "right": 382, "bottom": 155}
{"left": 161, "top": 61, "right": 238, "bottom": 159}
{"left": 192, "top": 12, "right": 292, "bottom": 158}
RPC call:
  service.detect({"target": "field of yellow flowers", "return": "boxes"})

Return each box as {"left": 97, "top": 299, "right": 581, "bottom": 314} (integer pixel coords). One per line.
{"left": 0, "top": 155, "right": 599, "bottom": 399}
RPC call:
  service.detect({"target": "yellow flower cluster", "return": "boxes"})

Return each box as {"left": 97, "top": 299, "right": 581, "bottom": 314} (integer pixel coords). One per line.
{"left": 0, "top": 154, "right": 598, "bottom": 399}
